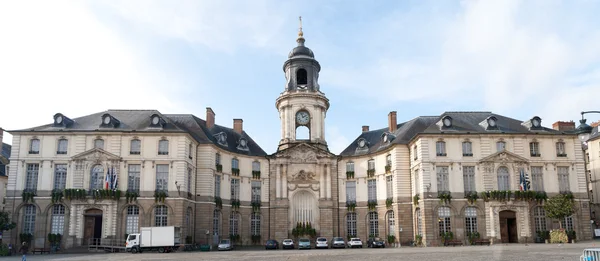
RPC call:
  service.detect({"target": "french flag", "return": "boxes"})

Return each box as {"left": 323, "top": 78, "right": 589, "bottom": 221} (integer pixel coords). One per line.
{"left": 105, "top": 167, "right": 111, "bottom": 189}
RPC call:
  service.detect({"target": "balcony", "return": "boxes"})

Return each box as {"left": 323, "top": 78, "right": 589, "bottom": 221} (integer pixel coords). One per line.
{"left": 437, "top": 153, "right": 447, "bottom": 157}
{"left": 21, "top": 189, "right": 37, "bottom": 203}
{"left": 385, "top": 165, "right": 391, "bottom": 174}
{"left": 231, "top": 199, "right": 241, "bottom": 210}
{"left": 28, "top": 151, "right": 39, "bottom": 154}
{"left": 154, "top": 190, "right": 168, "bottom": 203}
{"left": 130, "top": 151, "right": 140, "bottom": 155}
{"left": 252, "top": 171, "right": 261, "bottom": 179}
{"left": 367, "top": 169, "right": 375, "bottom": 178}
{"left": 158, "top": 151, "right": 168, "bottom": 155}
{"left": 557, "top": 153, "right": 567, "bottom": 157}
{"left": 346, "top": 201, "right": 356, "bottom": 212}
{"left": 57, "top": 151, "right": 67, "bottom": 155}
{"left": 346, "top": 171, "right": 355, "bottom": 179}
{"left": 215, "top": 164, "right": 223, "bottom": 172}
{"left": 214, "top": 196, "right": 223, "bottom": 209}
{"left": 232, "top": 168, "right": 240, "bottom": 176}
{"left": 463, "top": 153, "right": 473, "bottom": 157}
{"left": 367, "top": 200, "right": 377, "bottom": 211}
{"left": 530, "top": 153, "right": 541, "bottom": 157}
{"left": 251, "top": 200, "right": 261, "bottom": 212}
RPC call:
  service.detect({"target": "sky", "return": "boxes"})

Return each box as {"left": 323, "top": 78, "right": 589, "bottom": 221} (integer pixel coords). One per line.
{"left": 1, "top": 0, "right": 600, "bottom": 154}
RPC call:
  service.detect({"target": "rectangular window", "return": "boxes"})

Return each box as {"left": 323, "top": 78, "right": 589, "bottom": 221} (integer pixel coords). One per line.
{"left": 57, "top": 139, "right": 68, "bottom": 154}
{"left": 368, "top": 179, "right": 377, "bottom": 201}
{"left": 251, "top": 213, "right": 260, "bottom": 236}
{"left": 158, "top": 140, "right": 169, "bottom": 155}
{"left": 416, "top": 209, "right": 423, "bottom": 236}
{"left": 369, "top": 212, "right": 379, "bottom": 237}
{"left": 251, "top": 180, "right": 261, "bottom": 203}
{"left": 531, "top": 166, "right": 544, "bottom": 192}
{"left": 187, "top": 167, "right": 193, "bottom": 193}
{"left": 29, "top": 139, "right": 40, "bottom": 154}
{"left": 368, "top": 160, "right": 375, "bottom": 171}
{"left": 22, "top": 205, "right": 36, "bottom": 234}
{"left": 463, "top": 166, "right": 475, "bottom": 193}
{"left": 558, "top": 166, "right": 570, "bottom": 193}
{"left": 437, "top": 166, "right": 449, "bottom": 193}
{"left": 188, "top": 143, "right": 193, "bottom": 159}
{"left": 214, "top": 175, "right": 221, "bottom": 197}
{"left": 231, "top": 178, "right": 240, "bottom": 200}
{"left": 347, "top": 213, "right": 357, "bottom": 236}
{"left": 128, "top": 164, "right": 141, "bottom": 192}
{"left": 386, "top": 175, "right": 393, "bottom": 199}
{"left": 436, "top": 141, "right": 447, "bottom": 156}
{"left": 252, "top": 161, "right": 260, "bottom": 172}
{"left": 346, "top": 181, "right": 356, "bottom": 202}
{"left": 438, "top": 207, "right": 451, "bottom": 235}
{"left": 386, "top": 154, "right": 392, "bottom": 167}
{"left": 53, "top": 164, "right": 67, "bottom": 190}
{"left": 215, "top": 153, "right": 221, "bottom": 165}
{"left": 413, "top": 145, "right": 418, "bottom": 160}
{"left": 496, "top": 141, "right": 506, "bottom": 152}
{"left": 414, "top": 170, "right": 420, "bottom": 194}
{"left": 126, "top": 206, "right": 140, "bottom": 234}
{"left": 530, "top": 142, "right": 540, "bottom": 157}
{"left": 462, "top": 142, "right": 473, "bottom": 156}
{"left": 25, "top": 164, "right": 39, "bottom": 191}
{"left": 155, "top": 206, "right": 168, "bottom": 227}
{"left": 50, "top": 205, "right": 65, "bottom": 234}
{"left": 155, "top": 164, "right": 169, "bottom": 192}
{"left": 556, "top": 142, "right": 566, "bottom": 157}
{"left": 464, "top": 207, "right": 477, "bottom": 235}
{"left": 130, "top": 139, "right": 141, "bottom": 155}
{"left": 562, "top": 216, "right": 574, "bottom": 231}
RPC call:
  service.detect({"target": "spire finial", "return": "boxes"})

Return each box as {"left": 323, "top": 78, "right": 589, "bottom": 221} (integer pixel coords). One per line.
{"left": 297, "top": 16, "right": 305, "bottom": 46}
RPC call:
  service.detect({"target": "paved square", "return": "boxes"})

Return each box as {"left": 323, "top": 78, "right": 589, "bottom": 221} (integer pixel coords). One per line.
{"left": 5, "top": 242, "right": 597, "bottom": 261}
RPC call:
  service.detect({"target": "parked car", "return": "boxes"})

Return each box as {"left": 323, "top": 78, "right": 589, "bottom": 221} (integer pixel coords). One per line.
{"left": 347, "top": 238, "right": 363, "bottom": 248}
{"left": 265, "top": 239, "right": 279, "bottom": 250}
{"left": 367, "top": 237, "right": 385, "bottom": 248}
{"left": 315, "top": 237, "right": 328, "bottom": 249}
{"left": 298, "top": 238, "right": 311, "bottom": 249}
{"left": 282, "top": 239, "right": 295, "bottom": 249}
{"left": 218, "top": 239, "right": 233, "bottom": 251}
{"left": 331, "top": 237, "right": 346, "bottom": 248}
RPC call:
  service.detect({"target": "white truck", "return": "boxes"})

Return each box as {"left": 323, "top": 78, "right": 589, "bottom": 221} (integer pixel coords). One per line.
{"left": 126, "top": 226, "right": 181, "bottom": 253}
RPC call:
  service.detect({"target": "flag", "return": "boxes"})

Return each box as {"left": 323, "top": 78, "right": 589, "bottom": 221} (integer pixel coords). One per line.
{"left": 105, "top": 167, "right": 111, "bottom": 189}
{"left": 519, "top": 169, "right": 525, "bottom": 191}
{"left": 111, "top": 166, "right": 118, "bottom": 190}
{"left": 524, "top": 171, "right": 531, "bottom": 191}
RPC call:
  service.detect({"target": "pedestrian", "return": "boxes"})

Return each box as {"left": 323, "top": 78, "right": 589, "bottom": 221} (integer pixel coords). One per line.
{"left": 19, "top": 242, "right": 28, "bottom": 261}
{"left": 7, "top": 243, "right": 12, "bottom": 256}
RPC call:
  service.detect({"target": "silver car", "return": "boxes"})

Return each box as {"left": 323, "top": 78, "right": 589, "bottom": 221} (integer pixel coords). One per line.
{"left": 332, "top": 237, "right": 346, "bottom": 248}
{"left": 218, "top": 239, "right": 233, "bottom": 251}
{"left": 315, "top": 237, "right": 328, "bottom": 249}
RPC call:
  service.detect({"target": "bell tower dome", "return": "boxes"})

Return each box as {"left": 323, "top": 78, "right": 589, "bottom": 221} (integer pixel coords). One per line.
{"left": 276, "top": 17, "right": 330, "bottom": 151}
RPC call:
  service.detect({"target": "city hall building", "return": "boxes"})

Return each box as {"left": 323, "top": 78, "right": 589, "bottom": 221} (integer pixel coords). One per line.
{"left": 4, "top": 29, "right": 592, "bottom": 249}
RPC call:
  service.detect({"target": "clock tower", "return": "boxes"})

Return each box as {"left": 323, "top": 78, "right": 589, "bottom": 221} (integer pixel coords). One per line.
{"left": 276, "top": 17, "right": 329, "bottom": 151}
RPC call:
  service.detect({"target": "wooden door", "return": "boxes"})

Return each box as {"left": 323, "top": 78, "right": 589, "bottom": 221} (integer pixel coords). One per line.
{"left": 83, "top": 216, "right": 96, "bottom": 245}
{"left": 500, "top": 218, "right": 509, "bottom": 243}
{"left": 508, "top": 219, "right": 518, "bottom": 243}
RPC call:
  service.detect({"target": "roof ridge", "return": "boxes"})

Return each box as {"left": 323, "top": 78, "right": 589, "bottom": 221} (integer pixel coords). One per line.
{"left": 107, "top": 109, "right": 159, "bottom": 112}
{"left": 443, "top": 111, "right": 492, "bottom": 114}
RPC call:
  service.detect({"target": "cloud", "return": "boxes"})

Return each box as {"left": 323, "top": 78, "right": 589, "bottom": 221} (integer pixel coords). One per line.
{"left": 321, "top": 0, "right": 600, "bottom": 122}
{"left": 326, "top": 125, "right": 350, "bottom": 155}
{"left": 0, "top": 1, "right": 185, "bottom": 142}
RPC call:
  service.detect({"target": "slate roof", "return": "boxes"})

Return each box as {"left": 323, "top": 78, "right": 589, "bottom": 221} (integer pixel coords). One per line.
{"left": 340, "top": 111, "right": 571, "bottom": 157}
{"left": 588, "top": 126, "right": 600, "bottom": 142}
{"left": 9, "top": 110, "right": 267, "bottom": 157}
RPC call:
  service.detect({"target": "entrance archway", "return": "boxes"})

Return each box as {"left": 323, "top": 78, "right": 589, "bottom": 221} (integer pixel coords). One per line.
{"left": 83, "top": 208, "right": 103, "bottom": 245}
{"left": 291, "top": 190, "right": 318, "bottom": 229}
{"left": 499, "top": 210, "right": 518, "bottom": 243}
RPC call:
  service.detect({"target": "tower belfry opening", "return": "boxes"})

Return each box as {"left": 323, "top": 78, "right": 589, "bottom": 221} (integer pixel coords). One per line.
{"left": 297, "top": 69, "right": 308, "bottom": 85}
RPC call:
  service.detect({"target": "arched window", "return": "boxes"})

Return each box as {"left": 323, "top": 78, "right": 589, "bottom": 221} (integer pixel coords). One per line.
{"left": 386, "top": 211, "right": 395, "bottom": 236}
{"left": 251, "top": 212, "right": 260, "bottom": 236}
{"left": 229, "top": 212, "right": 239, "bottom": 236}
{"left": 438, "top": 206, "right": 451, "bottom": 235}
{"left": 90, "top": 164, "right": 104, "bottom": 191}
{"left": 296, "top": 126, "right": 309, "bottom": 140}
{"left": 497, "top": 167, "right": 510, "bottom": 190}
{"left": 368, "top": 212, "right": 379, "bottom": 237}
{"left": 126, "top": 205, "right": 140, "bottom": 234}
{"left": 94, "top": 139, "right": 104, "bottom": 149}
{"left": 57, "top": 138, "right": 68, "bottom": 154}
{"left": 51, "top": 204, "right": 65, "bottom": 234}
{"left": 29, "top": 138, "right": 40, "bottom": 154}
{"left": 347, "top": 212, "right": 357, "bottom": 237}
{"left": 415, "top": 208, "right": 422, "bottom": 236}
{"left": 130, "top": 139, "right": 141, "bottom": 155}
{"left": 533, "top": 206, "right": 546, "bottom": 233}
{"left": 22, "top": 205, "right": 36, "bottom": 234}
{"left": 296, "top": 68, "right": 307, "bottom": 85}
{"left": 464, "top": 207, "right": 477, "bottom": 235}
{"left": 213, "top": 210, "right": 221, "bottom": 237}
{"left": 155, "top": 206, "right": 168, "bottom": 227}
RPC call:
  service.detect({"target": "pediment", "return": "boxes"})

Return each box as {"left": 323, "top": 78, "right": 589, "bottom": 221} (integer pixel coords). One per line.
{"left": 72, "top": 148, "right": 122, "bottom": 162}
{"left": 272, "top": 142, "right": 335, "bottom": 162}
{"left": 479, "top": 150, "right": 529, "bottom": 164}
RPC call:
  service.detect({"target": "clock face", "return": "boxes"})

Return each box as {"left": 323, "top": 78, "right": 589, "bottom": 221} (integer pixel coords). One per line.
{"left": 296, "top": 111, "right": 310, "bottom": 125}
{"left": 489, "top": 119, "right": 496, "bottom": 127}
{"left": 103, "top": 116, "right": 111, "bottom": 124}
{"left": 56, "top": 116, "right": 63, "bottom": 124}
{"left": 443, "top": 118, "right": 451, "bottom": 127}
{"left": 532, "top": 119, "right": 540, "bottom": 127}
{"left": 358, "top": 139, "right": 366, "bottom": 148}
{"left": 383, "top": 134, "right": 388, "bottom": 143}
{"left": 240, "top": 139, "right": 247, "bottom": 147}
{"left": 152, "top": 116, "right": 160, "bottom": 125}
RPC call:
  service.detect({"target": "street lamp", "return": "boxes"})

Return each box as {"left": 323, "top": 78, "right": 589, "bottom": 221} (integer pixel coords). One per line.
{"left": 576, "top": 111, "right": 599, "bottom": 143}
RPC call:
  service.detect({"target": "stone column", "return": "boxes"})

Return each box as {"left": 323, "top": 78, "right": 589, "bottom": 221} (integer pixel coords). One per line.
{"left": 276, "top": 164, "right": 281, "bottom": 198}
{"left": 320, "top": 165, "right": 325, "bottom": 198}
{"left": 283, "top": 165, "right": 288, "bottom": 198}
{"left": 326, "top": 165, "right": 331, "bottom": 199}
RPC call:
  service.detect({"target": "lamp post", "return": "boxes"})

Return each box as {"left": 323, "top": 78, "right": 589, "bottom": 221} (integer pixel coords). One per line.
{"left": 576, "top": 111, "right": 600, "bottom": 143}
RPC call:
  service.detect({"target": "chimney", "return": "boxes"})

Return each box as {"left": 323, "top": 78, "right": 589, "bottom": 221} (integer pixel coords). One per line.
{"left": 362, "top": 125, "right": 369, "bottom": 132}
{"left": 388, "top": 111, "right": 397, "bottom": 132}
{"left": 206, "top": 107, "right": 215, "bottom": 129}
{"left": 552, "top": 121, "right": 575, "bottom": 131}
{"left": 233, "top": 119, "right": 243, "bottom": 134}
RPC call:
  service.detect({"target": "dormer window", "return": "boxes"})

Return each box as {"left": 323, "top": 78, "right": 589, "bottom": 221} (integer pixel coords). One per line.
{"left": 150, "top": 114, "right": 166, "bottom": 128}
{"left": 237, "top": 138, "right": 249, "bottom": 151}
{"left": 130, "top": 139, "right": 141, "bottom": 155}
{"left": 531, "top": 116, "right": 541, "bottom": 128}
{"left": 100, "top": 113, "right": 120, "bottom": 128}
{"left": 441, "top": 116, "right": 452, "bottom": 128}
{"left": 358, "top": 138, "right": 367, "bottom": 148}
{"left": 296, "top": 68, "right": 308, "bottom": 86}
{"left": 53, "top": 113, "right": 73, "bottom": 127}
{"left": 381, "top": 132, "right": 395, "bottom": 144}
{"left": 214, "top": 132, "right": 228, "bottom": 147}
{"left": 355, "top": 138, "right": 369, "bottom": 154}
{"left": 29, "top": 138, "right": 40, "bottom": 154}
